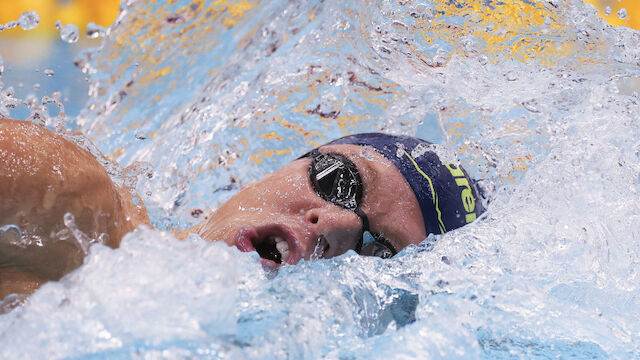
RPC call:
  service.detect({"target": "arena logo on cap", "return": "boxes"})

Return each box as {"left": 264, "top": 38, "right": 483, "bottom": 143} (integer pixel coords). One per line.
{"left": 444, "top": 163, "right": 476, "bottom": 223}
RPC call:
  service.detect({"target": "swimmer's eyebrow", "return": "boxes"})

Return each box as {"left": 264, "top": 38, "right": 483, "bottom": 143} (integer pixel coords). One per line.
{"left": 330, "top": 147, "right": 381, "bottom": 201}
{"left": 354, "top": 152, "right": 381, "bottom": 199}
{"left": 313, "top": 145, "right": 381, "bottom": 192}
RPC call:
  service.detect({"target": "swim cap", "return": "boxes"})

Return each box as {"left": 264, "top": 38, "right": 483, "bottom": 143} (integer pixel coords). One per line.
{"left": 324, "top": 133, "right": 484, "bottom": 235}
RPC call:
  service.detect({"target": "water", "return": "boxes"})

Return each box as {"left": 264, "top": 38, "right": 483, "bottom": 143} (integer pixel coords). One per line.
{"left": 55, "top": 21, "right": 80, "bottom": 44}
{"left": 86, "top": 22, "right": 107, "bottom": 39}
{"left": 1, "top": 0, "right": 640, "bottom": 358}
{"left": 619, "top": 8, "right": 628, "bottom": 20}
{"left": 17, "top": 11, "right": 40, "bottom": 31}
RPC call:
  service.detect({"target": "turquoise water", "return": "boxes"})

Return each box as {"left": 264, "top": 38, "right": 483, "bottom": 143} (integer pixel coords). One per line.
{"left": 1, "top": 0, "right": 640, "bottom": 358}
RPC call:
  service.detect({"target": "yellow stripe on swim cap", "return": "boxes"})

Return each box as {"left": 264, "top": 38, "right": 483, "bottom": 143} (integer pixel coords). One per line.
{"left": 403, "top": 150, "right": 447, "bottom": 234}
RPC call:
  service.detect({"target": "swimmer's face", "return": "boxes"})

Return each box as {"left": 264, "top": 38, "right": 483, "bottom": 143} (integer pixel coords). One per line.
{"left": 195, "top": 144, "right": 426, "bottom": 267}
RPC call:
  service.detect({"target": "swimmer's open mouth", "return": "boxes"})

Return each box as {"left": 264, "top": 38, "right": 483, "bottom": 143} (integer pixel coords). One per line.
{"left": 234, "top": 225, "right": 302, "bottom": 266}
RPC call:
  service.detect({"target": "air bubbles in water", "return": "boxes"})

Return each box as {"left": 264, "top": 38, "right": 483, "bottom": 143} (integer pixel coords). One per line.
{"left": 604, "top": 6, "right": 612, "bottom": 16}
{"left": 44, "top": 69, "right": 55, "bottom": 76}
{"left": 0, "top": 55, "right": 3, "bottom": 76}
{"left": 55, "top": 20, "right": 79, "bottom": 43}
{"left": 18, "top": 11, "right": 40, "bottom": 30}
{"left": 86, "top": 22, "right": 106, "bottom": 39}
{"left": 617, "top": 8, "right": 627, "bottom": 20}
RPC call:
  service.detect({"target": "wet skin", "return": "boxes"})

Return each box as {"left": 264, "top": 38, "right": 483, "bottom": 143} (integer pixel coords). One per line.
{"left": 0, "top": 118, "right": 426, "bottom": 299}
{"left": 0, "top": 119, "right": 148, "bottom": 298}
{"left": 187, "top": 143, "right": 427, "bottom": 266}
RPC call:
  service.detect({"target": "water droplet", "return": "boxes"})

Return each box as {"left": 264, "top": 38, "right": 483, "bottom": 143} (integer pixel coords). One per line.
{"left": 86, "top": 22, "right": 106, "bottom": 39}
{"left": 505, "top": 71, "right": 518, "bottom": 81}
{"left": 0, "top": 55, "right": 4, "bottom": 76}
{"left": 4, "top": 21, "right": 18, "bottom": 30}
{"left": 33, "top": 83, "right": 40, "bottom": 90}
{"left": 97, "top": 233, "right": 110, "bottom": 244}
{"left": 0, "top": 224, "right": 26, "bottom": 247}
{"left": 44, "top": 69, "right": 54, "bottom": 76}
{"left": 54, "top": 20, "right": 61, "bottom": 30}
{"left": 617, "top": 8, "right": 627, "bottom": 20}
{"left": 63, "top": 213, "right": 75, "bottom": 227}
{"left": 18, "top": 11, "right": 39, "bottom": 30}
{"left": 56, "top": 228, "right": 71, "bottom": 241}
{"left": 58, "top": 23, "right": 79, "bottom": 43}
{"left": 0, "top": 24, "right": 4, "bottom": 32}
{"left": 604, "top": 6, "right": 612, "bottom": 15}
{"left": 0, "top": 86, "right": 20, "bottom": 117}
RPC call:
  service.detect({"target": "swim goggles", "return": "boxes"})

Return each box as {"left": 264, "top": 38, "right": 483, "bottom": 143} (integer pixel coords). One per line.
{"left": 303, "top": 150, "right": 398, "bottom": 259}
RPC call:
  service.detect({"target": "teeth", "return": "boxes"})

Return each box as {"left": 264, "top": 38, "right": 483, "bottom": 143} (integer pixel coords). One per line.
{"left": 274, "top": 236, "right": 290, "bottom": 262}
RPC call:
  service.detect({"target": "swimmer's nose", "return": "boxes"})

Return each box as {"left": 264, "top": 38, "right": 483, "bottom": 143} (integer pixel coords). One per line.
{"left": 304, "top": 207, "right": 362, "bottom": 258}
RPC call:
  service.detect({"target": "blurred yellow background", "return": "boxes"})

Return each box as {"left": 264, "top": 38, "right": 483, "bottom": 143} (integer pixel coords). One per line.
{"left": 0, "top": 0, "right": 638, "bottom": 38}
{"left": 0, "top": 0, "right": 119, "bottom": 36}
{"left": 584, "top": 0, "right": 640, "bottom": 29}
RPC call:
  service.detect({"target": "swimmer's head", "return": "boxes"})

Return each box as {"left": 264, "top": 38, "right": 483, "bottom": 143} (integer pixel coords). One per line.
{"left": 318, "top": 133, "right": 485, "bottom": 236}
{"left": 194, "top": 133, "right": 484, "bottom": 268}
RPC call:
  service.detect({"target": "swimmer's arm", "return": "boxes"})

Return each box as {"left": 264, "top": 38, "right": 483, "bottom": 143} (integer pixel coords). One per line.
{"left": 0, "top": 119, "right": 149, "bottom": 297}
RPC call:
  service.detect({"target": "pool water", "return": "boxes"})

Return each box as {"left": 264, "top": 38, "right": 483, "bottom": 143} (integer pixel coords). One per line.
{"left": 1, "top": 0, "right": 640, "bottom": 358}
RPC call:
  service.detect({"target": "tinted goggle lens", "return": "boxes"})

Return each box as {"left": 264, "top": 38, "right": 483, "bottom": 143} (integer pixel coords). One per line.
{"left": 309, "top": 152, "right": 361, "bottom": 211}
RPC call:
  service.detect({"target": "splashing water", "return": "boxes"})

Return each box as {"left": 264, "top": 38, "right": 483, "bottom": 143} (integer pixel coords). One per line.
{"left": 0, "top": 11, "right": 39, "bottom": 32}
{"left": 86, "top": 22, "right": 107, "bottom": 39}
{"left": 2, "top": 0, "right": 640, "bottom": 358}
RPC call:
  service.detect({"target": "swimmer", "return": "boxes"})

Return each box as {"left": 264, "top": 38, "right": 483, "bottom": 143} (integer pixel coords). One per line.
{"left": 0, "top": 118, "right": 484, "bottom": 299}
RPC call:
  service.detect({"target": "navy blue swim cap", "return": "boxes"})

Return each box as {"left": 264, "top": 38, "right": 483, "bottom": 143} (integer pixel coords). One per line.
{"left": 323, "top": 133, "right": 485, "bottom": 235}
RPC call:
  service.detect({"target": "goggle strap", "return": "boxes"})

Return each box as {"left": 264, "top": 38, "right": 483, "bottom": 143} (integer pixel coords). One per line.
{"left": 354, "top": 207, "right": 369, "bottom": 254}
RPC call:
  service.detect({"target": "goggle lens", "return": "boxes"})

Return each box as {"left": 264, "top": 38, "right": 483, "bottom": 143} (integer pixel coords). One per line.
{"left": 310, "top": 152, "right": 361, "bottom": 211}
{"left": 307, "top": 151, "right": 397, "bottom": 259}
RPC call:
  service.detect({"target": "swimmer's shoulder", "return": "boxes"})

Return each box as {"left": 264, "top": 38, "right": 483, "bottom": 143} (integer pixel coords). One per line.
{"left": 1, "top": 118, "right": 150, "bottom": 245}
{"left": 0, "top": 119, "right": 150, "bottom": 299}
